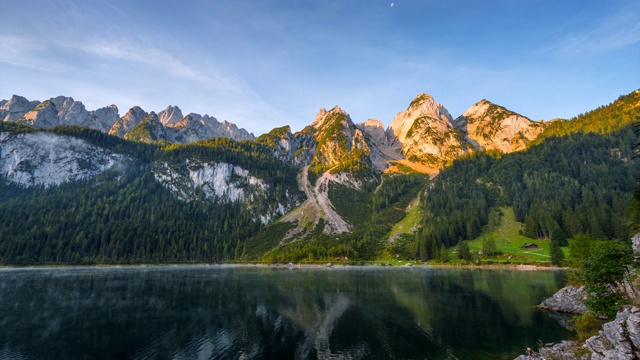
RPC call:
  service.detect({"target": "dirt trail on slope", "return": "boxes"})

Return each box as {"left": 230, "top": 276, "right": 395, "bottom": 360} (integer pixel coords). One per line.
{"left": 279, "top": 166, "right": 349, "bottom": 236}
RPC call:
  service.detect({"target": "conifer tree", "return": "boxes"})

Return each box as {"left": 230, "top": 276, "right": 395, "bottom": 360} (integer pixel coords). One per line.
{"left": 549, "top": 238, "right": 565, "bottom": 266}
{"left": 457, "top": 241, "right": 472, "bottom": 261}
{"left": 439, "top": 244, "right": 449, "bottom": 263}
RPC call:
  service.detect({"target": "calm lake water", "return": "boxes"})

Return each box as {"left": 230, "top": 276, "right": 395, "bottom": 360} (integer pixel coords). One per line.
{"left": 0, "top": 266, "right": 572, "bottom": 360}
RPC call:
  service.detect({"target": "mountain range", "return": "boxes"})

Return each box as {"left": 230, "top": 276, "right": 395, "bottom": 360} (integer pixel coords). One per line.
{"left": 0, "top": 89, "right": 638, "bottom": 264}
{"left": 0, "top": 95, "right": 255, "bottom": 143}
{"left": 0, "top": 93, "right": 549, "bottom": 169}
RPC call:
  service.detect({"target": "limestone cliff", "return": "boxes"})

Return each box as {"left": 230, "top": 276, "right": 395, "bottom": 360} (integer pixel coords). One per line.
{"left": 0, "top": 131, "right": 124, "bottom": 187}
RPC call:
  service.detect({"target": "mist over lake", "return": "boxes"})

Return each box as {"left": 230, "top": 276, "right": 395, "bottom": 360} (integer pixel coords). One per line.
{"left": 0, "top": 266, "right": 572, "bottom": 359}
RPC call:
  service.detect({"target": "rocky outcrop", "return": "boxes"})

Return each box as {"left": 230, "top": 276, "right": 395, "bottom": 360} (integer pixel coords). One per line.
{"left": 176, "top": 113, "right": 254, "bottom": 141}
{"left": 454, "top": 100, "right": 546, "bottom": 153}
{"left": 516, "top": 307, "right": 640, "bottom": 360}
{"left": 88, "top": 105, "right": 119, "bottom": 133}
{"left": 538, "top": 285, "right": 589, "bottom": 314}
{"left": 586, "top": 307, "right": 640, "bottom": 360}
{"left": 515, "top": 340, "right": 586, "bottom": 360}
{"left": 109, "top": 106, "right": 147, "bottom": 137}
{"left": 387, "top": 93, "right": 471, "bottom": 167}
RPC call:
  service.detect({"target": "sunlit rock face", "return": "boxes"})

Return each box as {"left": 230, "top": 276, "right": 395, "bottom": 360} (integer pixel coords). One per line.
{"left": 387, "top": 93, "right": 470, "bottom": 167}
{"left": 3, "top": 96, "right": 119, "bottom": 133}
{"left": 453, "top": 99, "right": 547, "bottom": 153}
{"left": 310, "top": 106, "right": 367, "bottom": 168}
{"left": 0, "top": 95, "right": 41, "bottom": 122}
{"left": 158, "top": 105, "right": 184, "bottom": 127}
{"left": 109, "top": 106, "right": 147, "bottom": 137}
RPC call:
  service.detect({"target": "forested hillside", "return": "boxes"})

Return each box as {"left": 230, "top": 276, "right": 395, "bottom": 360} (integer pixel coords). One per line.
{"left": 0, "top": 125, "right": 301, "bottom": 264}
{"left": 535, "top": 90, "right": 639, "bottom": 143}
{"left": 416, "top": 126, "right": 638, "bottom": 261}
{"left": 245, "top": 173, "right": 429, "bottom": 263}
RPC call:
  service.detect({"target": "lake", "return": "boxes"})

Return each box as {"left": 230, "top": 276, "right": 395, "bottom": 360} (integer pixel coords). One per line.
{"left": 0, "top": 266, "right": 572, "bottom": 359}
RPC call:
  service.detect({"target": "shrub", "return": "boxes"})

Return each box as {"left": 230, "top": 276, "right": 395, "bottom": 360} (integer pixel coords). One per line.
{"left": 569, "top": 313, "right": 602, "bottom": 341}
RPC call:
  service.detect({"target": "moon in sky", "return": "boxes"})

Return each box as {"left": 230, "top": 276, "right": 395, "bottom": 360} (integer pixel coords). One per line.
{"left": 390, "top": 3, "right": 394, "bottom": 7}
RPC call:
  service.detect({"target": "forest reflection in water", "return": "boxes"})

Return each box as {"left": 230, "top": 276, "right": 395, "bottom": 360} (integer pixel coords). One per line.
{"left": 0, "top": 266, "right": 572, "bottom": 359}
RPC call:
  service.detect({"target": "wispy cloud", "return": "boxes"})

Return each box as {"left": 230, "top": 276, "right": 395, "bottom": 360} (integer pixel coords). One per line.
{"left": 81, "top": 43, "right": 210, "bottom": 84}
{"left": 550, "top": 7, "right": 640, "bottom": 55}
{"left": 0, "top": 37, "right": 67, "bottom": 73}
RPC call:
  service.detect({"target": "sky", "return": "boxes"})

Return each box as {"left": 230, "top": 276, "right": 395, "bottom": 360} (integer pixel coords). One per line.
{"left": 0, "top": 0, "right": 639, "bottom": 135}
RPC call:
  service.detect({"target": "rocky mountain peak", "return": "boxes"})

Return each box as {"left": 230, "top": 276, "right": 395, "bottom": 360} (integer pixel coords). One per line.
{"left": 90, "top": 105, "right": 120, "bottom": 133}
{"left": 361, "top": 119, "right": 385, "bottom": 129}
{"left": 123, "top": 111, "right": 167, "bottom": 143}
{"left": 311, "top": 106, "right": 354, "bottom": 134}
{"left": 256, "top": 125, "right": 315, "bottom": 167}
{"left": 109, "top": 106, "right": 148, "bottom": 137}
{"left": 388, "top": 94, "right": 454, "bottom": 146}
{"left": 386, "top": 94, "right": 468, "bottom": 167}
{"left": 454, "top": 99, "right": 547, "bottom": 153}
{"left": 123, "top": 106, "right": 147, "bottom": 121}
{"left": 158, "top": 105, "right": 184, "bottom": 127}
{"left": 50, "top": 96, "right": 90, "bottom": 126}
{"left": 458, "top": 99, "right": 512, "bottom": 123}
{"left": 19, "top": 100, "right": 59, "bottom": 128}
{"left": 407, "top": 93, "right": 453, "bottom": 121}
{"left": 307, "top": 106, "right": 379, "bottom": 175}
{"left": 1, "top": 95, "right": 40, "bottom": 113}
{"left": 3, "top": 95, "right": 255, "bottom": 143}
{"left": 0, "top": 95, "right": 41, "bottom": 122}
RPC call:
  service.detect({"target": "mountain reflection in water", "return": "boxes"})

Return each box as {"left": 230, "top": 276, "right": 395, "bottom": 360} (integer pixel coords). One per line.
{"left": 0, "top": 266, "right": 571, "bottom": 359}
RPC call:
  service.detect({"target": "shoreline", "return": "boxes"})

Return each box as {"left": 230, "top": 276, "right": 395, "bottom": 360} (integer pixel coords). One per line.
{"left": 0, "top": 262, "right": 566, "bottom": 271}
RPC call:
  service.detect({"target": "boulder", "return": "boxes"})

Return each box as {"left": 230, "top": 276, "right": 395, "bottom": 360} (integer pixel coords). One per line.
{"left": 538, "top": 285, "right": 589, "bottom": 314}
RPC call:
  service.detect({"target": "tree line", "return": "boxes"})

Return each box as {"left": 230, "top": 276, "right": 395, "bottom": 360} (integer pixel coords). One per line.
{"left": 417, "top": 126, "right": 638, "bottom": 261}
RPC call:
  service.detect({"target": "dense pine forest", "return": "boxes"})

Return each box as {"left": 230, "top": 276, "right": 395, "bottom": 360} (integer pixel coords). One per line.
{"left": 0, "top": 125, "right": 301, "bottom": 264}
{"left": 417, "top": 126, "right": 638, "bottom": 261}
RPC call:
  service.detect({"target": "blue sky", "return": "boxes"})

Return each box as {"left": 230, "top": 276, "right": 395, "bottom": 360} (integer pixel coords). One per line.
{"left": 1, "top": 0, "right": 638, "bottom": 135}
